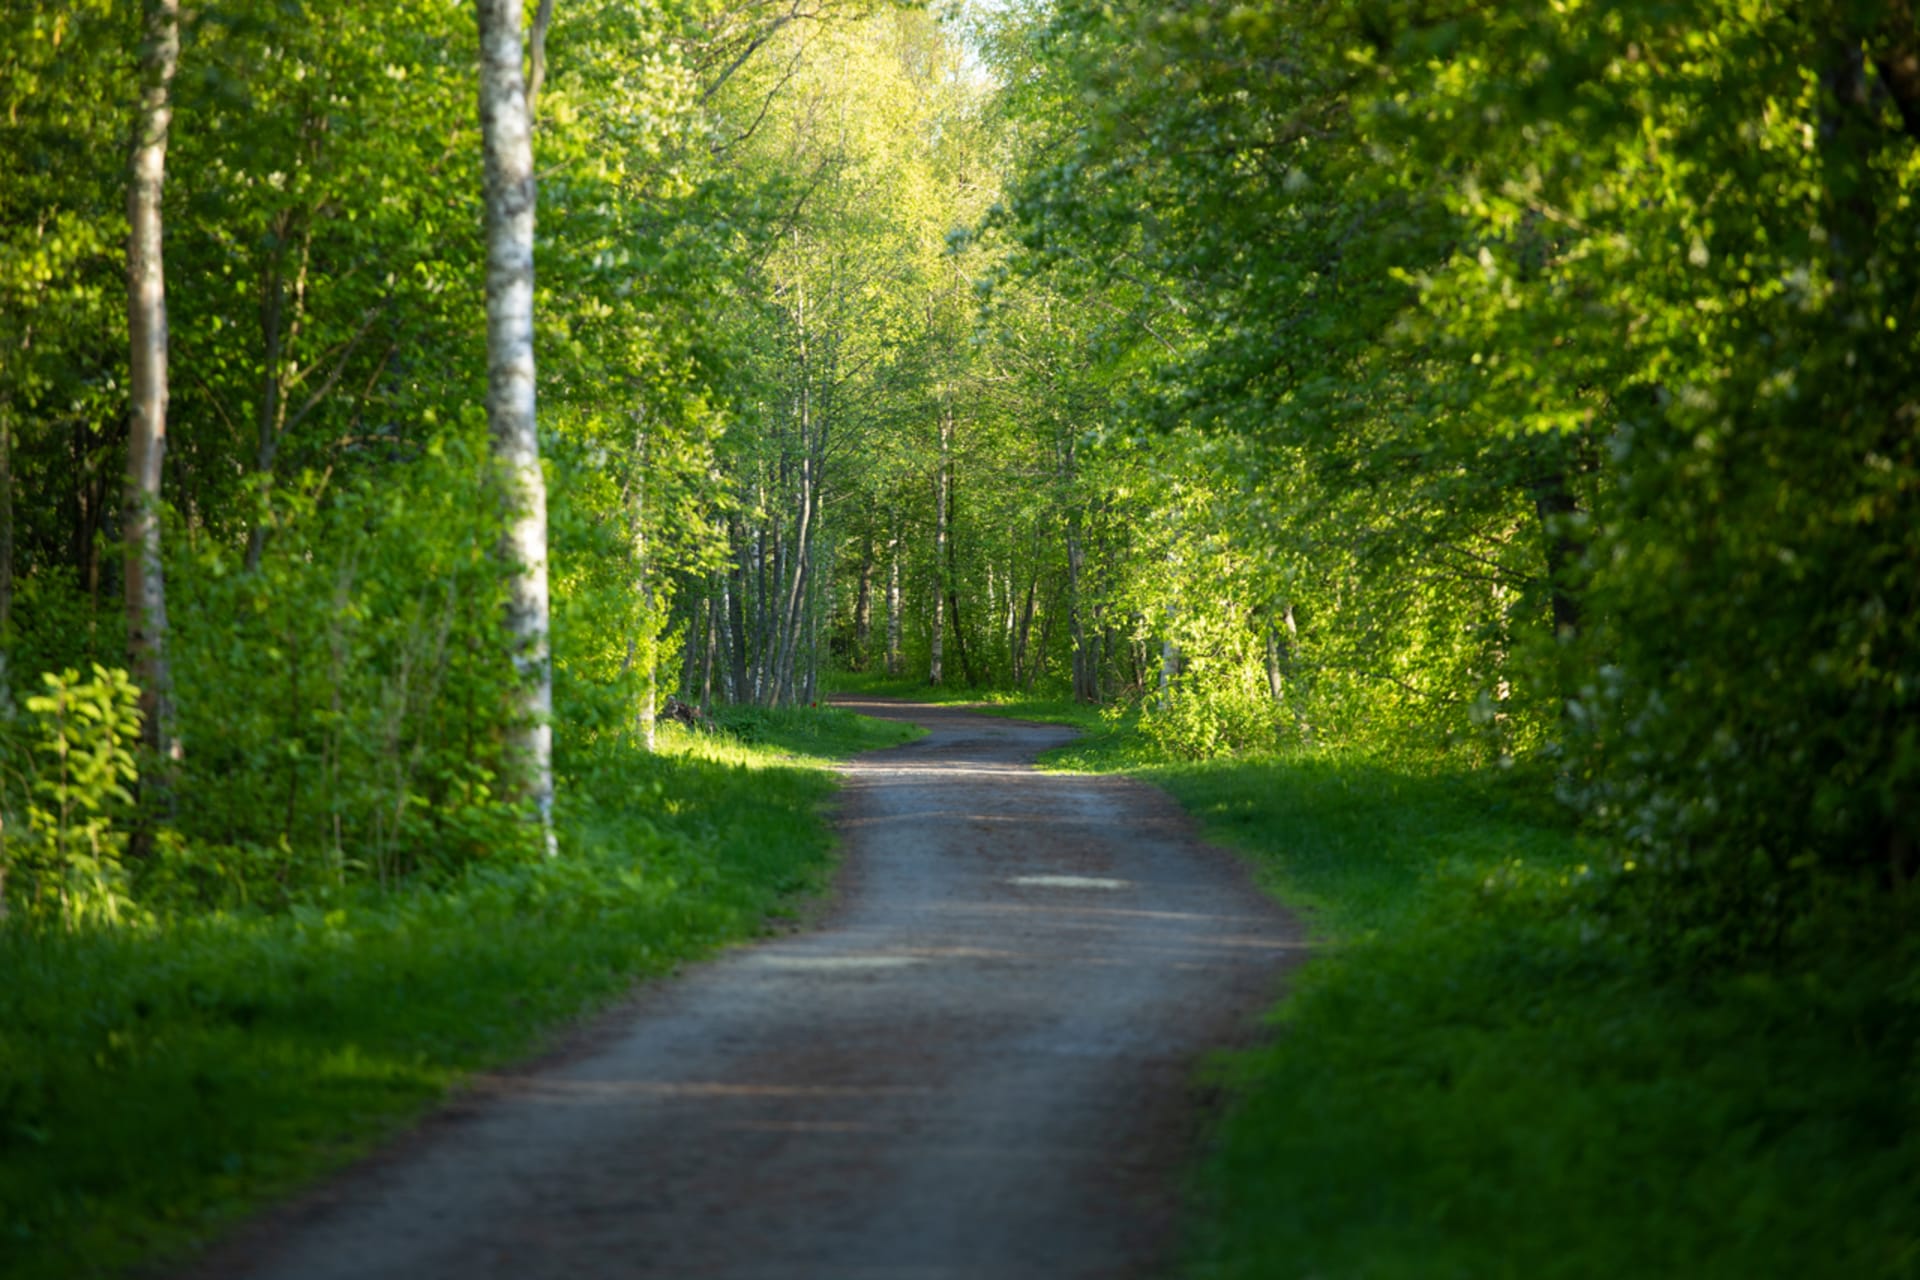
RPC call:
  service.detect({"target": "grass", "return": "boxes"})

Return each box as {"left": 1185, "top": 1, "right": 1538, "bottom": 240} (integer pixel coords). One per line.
{"left": 0, "top": 705, "right": 919, "bottom": 1280}
{"left": 834, "top": 679, "right": 1920, "bottom": 1279}
{"left": 826, "top": 669, "right": 1110, "bottom": 733}
{"left": 1172, "top": 771, "right": 1920, "bottom": 1280}
{"left": 14, "top": 678, "right": 1912, "bottom": 1278}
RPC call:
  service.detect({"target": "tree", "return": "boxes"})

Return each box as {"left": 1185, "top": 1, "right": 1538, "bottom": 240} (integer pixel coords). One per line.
{"left": 476, "top": 0, "right": 553, "bottom": 845}
{"left": 125, "top": 0, "right": 181, "bottom": 772}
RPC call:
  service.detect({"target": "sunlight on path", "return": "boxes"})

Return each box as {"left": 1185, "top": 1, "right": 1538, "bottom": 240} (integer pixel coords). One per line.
{"left": 187, "top": 700, "right": 1304, "bottom": 1280}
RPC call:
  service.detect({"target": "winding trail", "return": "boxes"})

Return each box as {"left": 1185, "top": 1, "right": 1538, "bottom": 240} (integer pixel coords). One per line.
{"left": 188, "top": 698, "right": 1306, "bottom": 1280}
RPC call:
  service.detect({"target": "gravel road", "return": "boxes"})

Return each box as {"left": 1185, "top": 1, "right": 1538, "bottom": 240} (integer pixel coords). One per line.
{"left": 186, "top": 698, "right": 1306, "bottom": 1280}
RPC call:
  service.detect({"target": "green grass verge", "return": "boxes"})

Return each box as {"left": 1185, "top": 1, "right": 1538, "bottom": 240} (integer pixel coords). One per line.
{"left": 1164, "top": 756, "right": 1920, "bottom": 1280}
{"left": 845, "top": 683, "right": 1920, "bottom": 1279}
{"left": 0, "top": 705, "right": 919, "bottom": 1280}
{"left": 825, "top": 670, "right": 1110, "bottom": 733}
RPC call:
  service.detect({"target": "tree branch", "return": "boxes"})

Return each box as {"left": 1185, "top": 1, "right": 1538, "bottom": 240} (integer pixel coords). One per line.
{"left": 527, "top": 0, "right": 557, "bottom": 123}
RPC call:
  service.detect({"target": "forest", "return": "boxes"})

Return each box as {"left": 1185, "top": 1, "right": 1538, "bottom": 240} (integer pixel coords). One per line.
{"left": 2, "top": 0, "right": 1917, "bottom": 1276}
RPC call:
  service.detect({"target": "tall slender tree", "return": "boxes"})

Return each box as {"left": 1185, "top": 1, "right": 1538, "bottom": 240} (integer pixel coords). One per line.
{"left": 928, "top": 402, "right": 950, "bottom": 686}
{"left": 476, "top": 0, "right": 553, "bottom": 846}
{"left": 125, "top": 0, "right": 180, "bottom": 767}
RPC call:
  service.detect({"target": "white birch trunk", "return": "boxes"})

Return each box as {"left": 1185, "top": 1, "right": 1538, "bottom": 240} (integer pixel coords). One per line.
{"left": 886, "top": 525, "right": 902, "bottom": 676}
{"left": 853, "top": 537, "right": 873, "bottom": 668}
{"left": 633, "top": 447, "right": 656, "bottom": 753}
{"left": 929, "top": 407, "right": 950, "bottom": 686}
{"left": 753, "top": 516, "right": 770, "bottom": 702}
{"left": 126, "top": 0, "right": 181, "bottom": 765}
{"left": 1490, "top": 579, "right": 1513, "bottom": 762}
{"left": 1158, "top": 507, "right": 1183, "bottom": 709}
{"left": 476, "top": 0, "right": 554, "bottom": 847}
{"left": 1066, "top": 514, "right": 1090, "bottom": 702}
{"left": 773, "top": 449, "right": 813, "bottom": 706}
{"left": 703, "top": 585, "right": 721, "bottom": 705}
{"left": 727, "top": 526, "right": 749, "bottom": 701}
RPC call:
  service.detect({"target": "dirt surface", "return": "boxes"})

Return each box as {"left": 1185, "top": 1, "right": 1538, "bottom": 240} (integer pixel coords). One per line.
{"left": 184, "top": 698, "right": 1308, "bottom": 1280}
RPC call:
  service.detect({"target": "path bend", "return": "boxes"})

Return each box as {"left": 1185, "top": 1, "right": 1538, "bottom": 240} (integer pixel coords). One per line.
{"left": 186, "top": 697, "right": 1306, "bottom": 1280}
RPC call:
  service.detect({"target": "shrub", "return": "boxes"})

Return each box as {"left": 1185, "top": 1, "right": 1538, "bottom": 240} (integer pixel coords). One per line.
{"left": 0, "top": 665, "right": 143, "bottom": 929}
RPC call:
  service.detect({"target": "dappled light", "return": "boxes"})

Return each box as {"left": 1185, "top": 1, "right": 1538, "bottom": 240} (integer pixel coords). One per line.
{"left": 4, "top": 0, "right": 1916, "bottom": 1274}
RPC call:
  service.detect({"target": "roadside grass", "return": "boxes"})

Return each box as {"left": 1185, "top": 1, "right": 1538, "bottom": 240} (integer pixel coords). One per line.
{"left": 825, "top": 670, "right": 1109, "bottom": 734}
{"left": 1157, "top": 754, "right": 1917, "bottom": 1280}
{"left": 853, "top": 684, "right": 1920, "bottom": 1278}
{"left": 0, "top": 706, "right": 917, "bottom": 1280}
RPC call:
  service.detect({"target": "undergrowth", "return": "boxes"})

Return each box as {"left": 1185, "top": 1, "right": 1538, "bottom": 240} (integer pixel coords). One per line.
{"left": 0, "top": 706, "right": 917, "bottom": 1280}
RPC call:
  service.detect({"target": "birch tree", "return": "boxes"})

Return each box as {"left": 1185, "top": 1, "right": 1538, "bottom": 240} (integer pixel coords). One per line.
{"left": 476, "top": 0, "right": 553, "bottom": 844}
{"left": 928, "top": 400, "right": 950, "bottom": 686}
{"left": 125, "top": 0, "right": 180, "bottom": 767}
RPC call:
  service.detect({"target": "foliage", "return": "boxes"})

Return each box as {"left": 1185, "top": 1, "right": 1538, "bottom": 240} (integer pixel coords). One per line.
{"left": 4, "top": 0, "right": 1903, "bottom": 951}
{"left": 0, "top": 666, "right": 142, "bottom": 930}
{"left": 1160, "top": 754, "right": 1920, "bottom": 1280}
{"left": 0, "top": 0, "right": 945, "bottom": 906}
{"left": 163, "top": 437, "right": 538, "bottom": 902}
{"left": 1341, "top": 0, "right": 1920, "bottom": 960}
{"left": 6, "top": 0, "right": 1920, "bottom": 1271}
{"left": 0, "top": 708, "right": 917, "bottom": 1280}
{"left": 1137, "top": 674, "right": 1282, "bottom": 761}
{"left": 980, "top": 0, "right": 1920, "bottom": 964}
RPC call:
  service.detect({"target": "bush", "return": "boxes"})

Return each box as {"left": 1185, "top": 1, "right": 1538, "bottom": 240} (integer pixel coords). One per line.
{"left": 0, "top": 665, "right": 143, "bottom": 929}
{"left": 1139, "top": 656, "right": 1284, "bottom": 760}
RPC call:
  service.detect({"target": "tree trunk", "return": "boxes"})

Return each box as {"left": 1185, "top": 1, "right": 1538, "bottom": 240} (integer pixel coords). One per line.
{"left": 476, "top": 0, "right": 554, "bottom": 846}
{"left": 243, "top": 207, "right": 314, "bottom": 571}
{"left": 853, "top": 533, "right": 873, "bottom": 670}
{"left": 702, "top": 583, "right": 721, "bottom": 707}
{"left": 679, "top": 587, "right": 702, "bottom": 703}
{"left": 1066, "top": 510, "right": 1092, "bottom": 703}
{"left": 756, "top": 515, "right": 773, "bottom": 701}
{"left": 1490, "top": 579, "right": 1514, "bottom": 760}
{"left": 526, "top": 0, "right": 557, "bottom": 122}
{"left": 1002, "top": 559, "right": 1017, "bottom": 664}
{"left": 1158, "top": 627, "right": 1178, "bottom": 711}
{"left": 948, "top": 587, "right": 978, "bottom": 687}
{"left": 770, "top": 372, "right": 826, "bottom": 709}
{"left": 943, "top": 463, "right": 977, "bottom": 687}
{"left": 803, "top": 535, "right": 829, "bottom": 704}
{"left": 1029, "top": 579, "right": 1059, "bottom": 692}
{"left": 1011, "top": 572, "right": 1036, "bottom": 686}
{"left": 1530, "top": 470, "right": 1583, "bottom": 640}
{"left": 243, "top": 212, "right": 290, "bottom": 573}
{"left": 1264, "top": 604, "right": 1296, "bottom": 703}
{"left": 0, "top": 392, "right": 14, "bottom": 714}
{"left": 0, "top": 398, "right": 12, "bottom": 635}
{"left": 728, "top": 515, "right": 750, "bottom": 703}
{"left": 126, "top": 0, "right": 181, "bottom": 773}
{"left": 885, "top": 522, "right": 902, "bottom": 676}
{"left": 929, "top": 406, "right": 951, "bottom": 686}
{"left": 630, "top": 430, "right": 655, "bottom": 752}
{"left": 639, "top": 656, "right": 657, "bottom": 751}
{"left": 772, "top": 447, "right": 813, "bottom": 707}
{"left": 1157, "top": 507, "right": 1182, "bottom": 708}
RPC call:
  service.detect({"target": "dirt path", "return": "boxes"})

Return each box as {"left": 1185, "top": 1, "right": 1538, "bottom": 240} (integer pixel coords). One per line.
{"left": 187, "top": 699, "right": 1306, "bottom": 1280}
